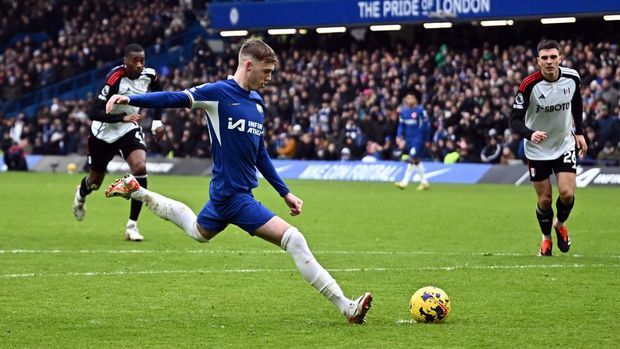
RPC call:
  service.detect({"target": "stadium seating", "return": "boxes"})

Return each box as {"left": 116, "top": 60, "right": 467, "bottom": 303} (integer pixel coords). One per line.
{"left": 1, "top": 14, "right": 619, "bottom": 165}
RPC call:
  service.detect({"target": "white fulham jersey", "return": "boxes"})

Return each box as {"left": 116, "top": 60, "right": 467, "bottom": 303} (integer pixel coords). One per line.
{"left": 91, "top": 66, "right": 158, "bottom": 143}
{"left": 511, "top": 66, "right": 582, "bottom": 160}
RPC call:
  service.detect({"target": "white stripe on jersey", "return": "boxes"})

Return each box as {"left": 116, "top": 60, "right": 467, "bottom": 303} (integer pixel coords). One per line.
{"left": 193, "top": 100, "right": 221, "bottom": 146}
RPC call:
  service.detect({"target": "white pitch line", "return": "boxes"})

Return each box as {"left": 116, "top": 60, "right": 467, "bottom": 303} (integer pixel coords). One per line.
{"left": 1, "top": 263, "right": 619, "bottom": 279}
{"left": 1, "top": 249, "right": 619, "bottom": 259}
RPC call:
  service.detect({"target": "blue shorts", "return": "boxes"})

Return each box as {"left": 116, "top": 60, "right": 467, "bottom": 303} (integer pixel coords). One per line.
{"left": 196, "top": 192, "right": 276, "bottom": 234}
{"left": 407, "top": 143, "right": 423, "bottom": 159}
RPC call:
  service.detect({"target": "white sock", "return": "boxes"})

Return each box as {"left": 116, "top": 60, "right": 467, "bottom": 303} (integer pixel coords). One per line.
{"left": 281, "top": 227, "right": 351, "bottom": 315}
{"left": 400, "top": 163, "right": 415, "bottom": 186}
{"left": 126, "top": 219, "right": 137, "bottom": 227}
{"left": 415, "top": 163, "right": 428, "bottom": 185}
{"left": 130, "top": 188, "right": 208, "bottom": 242}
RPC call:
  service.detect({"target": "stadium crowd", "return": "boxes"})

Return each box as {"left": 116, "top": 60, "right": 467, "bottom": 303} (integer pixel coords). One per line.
{"left": 0, "top": 0, "right": 203, "bottom": 99}
{"left": 2, "top": 28, "right": 620, "bottom": 168}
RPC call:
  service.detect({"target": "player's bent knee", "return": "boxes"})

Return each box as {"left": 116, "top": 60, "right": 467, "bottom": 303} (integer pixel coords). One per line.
{"left": 280, "top": 226, "right": 307, "bottom": 252}
{"left": 188, "top": 221, "right": 209, "bottom": 243}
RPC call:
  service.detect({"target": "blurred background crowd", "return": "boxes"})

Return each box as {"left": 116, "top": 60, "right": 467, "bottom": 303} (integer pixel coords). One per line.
{"left": 1, "top": 1, "right": 619, "bottom": 168}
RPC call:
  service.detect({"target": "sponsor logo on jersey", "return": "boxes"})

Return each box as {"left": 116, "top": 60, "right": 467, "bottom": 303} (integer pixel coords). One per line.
{"left": 535, "top": 102, "right": 570, "bottom": 113}
{"left": 227, "top": 118, "right": 245, "bottom": 131}
{"left": 227, "top": 117, "right": 264, "bottom": 135}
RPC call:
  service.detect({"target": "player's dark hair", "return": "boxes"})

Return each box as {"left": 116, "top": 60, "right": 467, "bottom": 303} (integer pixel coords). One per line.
{"left": 537, "top": 39, "right": 561, "bottom": 54}
{"left": 239, "top": 38, "right": 278, "bottom": 64}
{"left": 124, "top": 43, "right": 144, "bottom": 57}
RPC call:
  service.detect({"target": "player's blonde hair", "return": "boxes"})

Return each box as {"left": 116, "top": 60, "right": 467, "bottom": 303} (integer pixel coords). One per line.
{"left": 239, "top": 38, "right": 278, "bottom": 64}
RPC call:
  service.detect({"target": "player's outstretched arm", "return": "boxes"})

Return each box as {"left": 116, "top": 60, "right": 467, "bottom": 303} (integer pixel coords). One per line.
{"left": 106, "top": 91, "right": 191, "bottom": 113}
{"left": 283, "top": 192, "right": 303, "bottom": 216}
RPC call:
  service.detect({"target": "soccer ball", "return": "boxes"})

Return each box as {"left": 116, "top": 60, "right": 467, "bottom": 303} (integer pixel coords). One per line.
{"left": 409, "top": 286, "right": 451, "bottom": 323}
{"left": 66, "top": 162, "right": 77, "bottom": 174}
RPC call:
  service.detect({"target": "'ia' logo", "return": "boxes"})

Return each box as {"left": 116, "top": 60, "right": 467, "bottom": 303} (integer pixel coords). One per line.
{"left": 228, "top": 118, "right": 245, "bottom": 131}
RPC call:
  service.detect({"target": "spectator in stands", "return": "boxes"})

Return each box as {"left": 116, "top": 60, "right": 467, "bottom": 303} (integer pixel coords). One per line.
{"left": 499, "top": 146, "right": 516, "bottom": 165}
{"left": 4, "top": 141, "right": 28, "bottom": 171}
{"left": 276, "top": 133, "right": 296, "bottom": 159}
{"left": 593, "top": 104, "right": 615, "bottom": 146}
{"left": 194, "top": 132, "right": 211, "bottom": 158}
{"left": 480, "top": 135, "right": 501, "bottom": 164}
{"left": 597, "top": 141, "right": 620, "bottom": 166}
{"left": 294, "top": 132, "right": 315, "bottom": 160}
{"left": 1, "top": 0, "right": 198, "bottom": 97}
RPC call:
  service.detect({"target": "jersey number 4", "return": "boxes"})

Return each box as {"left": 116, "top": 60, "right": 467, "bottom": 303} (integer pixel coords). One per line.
{"left": 135, "top": 130, "right": 146, "bottom": 146}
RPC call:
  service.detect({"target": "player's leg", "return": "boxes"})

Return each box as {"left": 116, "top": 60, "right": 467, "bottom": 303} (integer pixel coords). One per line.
{"left": 553, "top": 153, "right": 577, "bottom": 253}
{"left": 410, "top": 144, "right": 429, "bottom": 190}
{"left": 119, "top": 130, "right": 149, "bottom": 241}
{"left": 529, "top": 159, "right": 554, "bottom": 256}
{"left": 412, "top": 158, "right": 429, "bottom": 190}
{"left": 73, "top": 136, "right": 114, "bottom": 221}
{"left": 396, "top": 146, "right": 428, "bottom": 190}
{"left": 124, "top": 148, "right": 148, "bottom": 241}
{"left": 104, "top": 174, "right": 211, "bottom": 242}
{"left": 253, "top": 215, "right": 372, "bottom": 323}
{"left": 73, "top": 169, "right": 106, "bottom": 221}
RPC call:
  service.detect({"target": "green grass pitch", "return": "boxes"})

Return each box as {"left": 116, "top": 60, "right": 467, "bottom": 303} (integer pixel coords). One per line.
{"left": 1, "top": 172, "right": 619, "bottom": 348}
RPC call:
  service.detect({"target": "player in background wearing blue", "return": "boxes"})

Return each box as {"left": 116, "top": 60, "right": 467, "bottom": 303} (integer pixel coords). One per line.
{"left": 72, "top": 44, "right": 163, "bottom": 241}
{"left": 103, "top": 39, "right": 372, "bottom": 323}
{"left": 394, "top": 94, "right": 431, "bottom": 190}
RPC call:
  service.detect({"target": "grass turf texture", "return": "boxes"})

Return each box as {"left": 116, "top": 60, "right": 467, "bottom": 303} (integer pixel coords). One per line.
{"left": 1, "top": 172, "right": 618, "bottom": 348}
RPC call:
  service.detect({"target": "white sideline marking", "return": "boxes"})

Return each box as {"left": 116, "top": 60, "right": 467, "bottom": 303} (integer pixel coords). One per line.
{"left": 1, "top": 249, "right": 619, "bottom": 259}
{"left": 2, "top": 263, "right": 619, "bottom": 279}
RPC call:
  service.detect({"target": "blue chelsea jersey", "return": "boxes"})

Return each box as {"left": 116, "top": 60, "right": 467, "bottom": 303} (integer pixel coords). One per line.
{"left": 397, "top": 105, "right": 430, "bottom": 148}
{"left": 183, "top": 78, "right": 289, "bottom": 201}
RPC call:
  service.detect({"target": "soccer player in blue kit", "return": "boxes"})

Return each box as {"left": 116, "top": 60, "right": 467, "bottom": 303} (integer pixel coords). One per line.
{"left": 103, "top": 39, "right": 372, "bottom": 323}
{"left": 394, "top": 94, "right": 430, "bottom": 190}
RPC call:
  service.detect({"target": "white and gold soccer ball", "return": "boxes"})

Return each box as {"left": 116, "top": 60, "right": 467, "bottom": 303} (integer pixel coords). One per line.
{"left": 409, "top": 286, "right": 451, "bottom": 323}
